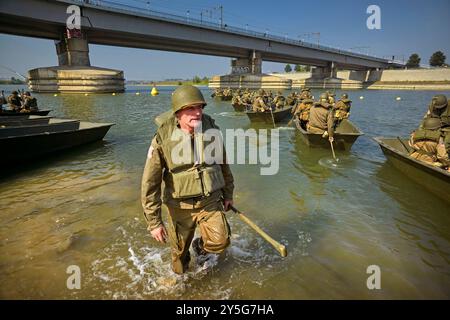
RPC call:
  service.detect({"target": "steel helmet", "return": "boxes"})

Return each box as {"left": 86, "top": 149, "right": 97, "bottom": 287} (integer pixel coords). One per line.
{"left": 171, "top": 85, "right": 206, "bottom": 113}
{"left": 431, "top": 95, "right": 447, "bottom": 109}
{"left": 422, "top": 117, "right": 442, "bottom": 130}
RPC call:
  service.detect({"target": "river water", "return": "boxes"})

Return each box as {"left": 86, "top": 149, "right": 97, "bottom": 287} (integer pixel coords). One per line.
{"left": 0, "top": 85, "right": 449, "bottom": 299}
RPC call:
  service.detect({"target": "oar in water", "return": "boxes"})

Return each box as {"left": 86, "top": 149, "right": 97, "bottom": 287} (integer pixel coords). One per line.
{"left": 287, "top": 112, "right": 296, "bottom": 127}
{"left": 268, "top": 107, "right": 276, "bottom": 128}
{"left": 329, "top": 137, "right": 337, "bottom": 161}
{"left": 229, "top": 204, "right": 287, "bottom": 257}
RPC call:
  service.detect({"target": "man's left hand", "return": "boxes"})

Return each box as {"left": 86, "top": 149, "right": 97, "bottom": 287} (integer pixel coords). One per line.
{"left": 223, "top": 199, "right": 233, "bottom": 212}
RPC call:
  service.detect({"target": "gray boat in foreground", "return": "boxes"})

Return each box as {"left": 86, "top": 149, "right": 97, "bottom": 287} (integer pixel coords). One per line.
{"left": 0, "top": 118, "right": 114, "bottom": 166}
{"left": 374, "top": 137, "right": 450, "bottom": 204}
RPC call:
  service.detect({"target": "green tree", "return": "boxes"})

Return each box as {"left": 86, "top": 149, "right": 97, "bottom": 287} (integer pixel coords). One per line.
{"left": 406, "top": 53, "right": 421, "bottom": 68}
{"left": 10, "top": 77, "right": 24, "bottom": 84}
{"left": 284, "top": 64, "right": 292, "bottom": 73}
{"left": 193, "top": 76, "right": 202, "bottom": 84}
{"left": 429, "top": 51, "right": 446, "bottom": 67}
{"left": 294, "top": 64, "right": 302, "bottom": 72}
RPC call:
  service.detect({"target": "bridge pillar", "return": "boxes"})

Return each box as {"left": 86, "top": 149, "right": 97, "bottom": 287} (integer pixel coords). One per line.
{"left": 28, "top": 30, "right": 125, "bottom": 93}
{"left": 231, "top": 51, "right": 262, "bottom": 74}
{"left": 55, "top": 36, "right": 91, "bottom": 67}
{"left": 311, "top": 62, "right": 337, "bottom": 79}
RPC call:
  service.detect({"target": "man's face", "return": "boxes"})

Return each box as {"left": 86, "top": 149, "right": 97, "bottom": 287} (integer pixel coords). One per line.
{"left": 176, "top": 104, "right": 203, "bottom": 130}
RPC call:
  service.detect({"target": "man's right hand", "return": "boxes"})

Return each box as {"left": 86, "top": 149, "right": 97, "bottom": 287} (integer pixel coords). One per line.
{"left": 150, "top": 225, "right": 167, "bottom": 243}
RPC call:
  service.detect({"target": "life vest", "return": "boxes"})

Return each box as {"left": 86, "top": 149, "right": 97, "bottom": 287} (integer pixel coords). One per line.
{"left": 155, "top": 113, "right": 225, "bottom": 199}
{"left": 439, "top": 106, "right": 450, "bottom": 127}
{"left": 412, "top": 128, "right": 441, "bottom": 143}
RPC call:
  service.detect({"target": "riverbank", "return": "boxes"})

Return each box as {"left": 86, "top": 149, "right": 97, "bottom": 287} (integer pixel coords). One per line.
{"left": 278, "top": 68, "right": 450, "bottom": 90}
{"left": 209, "top": 68, "right": 450, "bottom": 90}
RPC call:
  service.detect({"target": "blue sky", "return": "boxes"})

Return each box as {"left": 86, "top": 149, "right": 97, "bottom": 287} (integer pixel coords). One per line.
{"left": 0, "top": 0, "right": 449, "bottom": 80}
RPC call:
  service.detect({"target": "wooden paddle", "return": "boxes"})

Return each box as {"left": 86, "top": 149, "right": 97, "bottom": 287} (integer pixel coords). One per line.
{"left": 229, "top": 205, "right": 287, "bottom": 257}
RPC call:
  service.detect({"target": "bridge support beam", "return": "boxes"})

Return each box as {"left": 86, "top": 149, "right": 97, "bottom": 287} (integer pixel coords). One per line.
{"left": 55, "top": 37, "right": 91, "bottom": 67}
{"left": 293, "top": 62, "right": 364, "bottom": 89}
{"left": 231, "top": 51, "right": 262, "bottom": 75}
{"left": 311, "top": 62, "right": 337, "bottom": 79}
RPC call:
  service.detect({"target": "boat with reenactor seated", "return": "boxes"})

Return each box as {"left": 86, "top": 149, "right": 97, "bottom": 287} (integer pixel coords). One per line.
{"left": 374, "top": 137, "right": 450, "bottom": 204}
{"left": 245, "top": 106, "right": 293, "bottom": 123}
{"left": 0, "top": 109, "right": 52, "bottom": 116}
{"left": 294, "top": 118, "right": 363, "bottom": 150}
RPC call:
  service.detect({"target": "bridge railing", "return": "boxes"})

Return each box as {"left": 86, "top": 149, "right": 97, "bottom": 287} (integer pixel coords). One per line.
{"left": 65, "top": 0, "right": 395, "bottom": 64}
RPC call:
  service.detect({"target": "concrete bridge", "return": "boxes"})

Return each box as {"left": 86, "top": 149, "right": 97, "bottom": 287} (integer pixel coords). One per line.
{"left": 0, "top": 0, "right": 405, "bottom": 91}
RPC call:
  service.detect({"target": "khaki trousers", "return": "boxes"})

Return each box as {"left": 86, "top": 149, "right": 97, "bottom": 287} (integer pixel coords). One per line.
{"left": 166, "top": 200, "right": 231, "bottom": 274}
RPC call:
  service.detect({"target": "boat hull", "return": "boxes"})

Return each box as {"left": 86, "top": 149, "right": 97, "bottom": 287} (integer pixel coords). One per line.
{"left": 0, "top": 122, "right": 113, "bottom": 165}
{"left": 245, "top": 106, "right": 293, "bottom": 123}
{"left": 0, "top": 110, "right": 51, "bottom": 116}
{"left": 374, "top": 137, "right": 450, "bottom": 203}
{"left": 295, "top": 119, "right": 363, "bottom": 151}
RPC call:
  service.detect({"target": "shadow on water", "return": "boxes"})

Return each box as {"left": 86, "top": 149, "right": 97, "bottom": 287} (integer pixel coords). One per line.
{"left": 0, "top": 141, "right": 115, "bottom": 181}
{"left": 375, "top": 163, "right": 450, "bottom": 278}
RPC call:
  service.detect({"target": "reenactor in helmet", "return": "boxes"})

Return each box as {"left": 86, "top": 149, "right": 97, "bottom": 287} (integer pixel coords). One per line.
{"left": 285, "top": 92, "right": 297, "bottom": 106}
{"left": 272, "top": 91, "right": 286, "bottom": 110}
{"left": 408, "top": 117, "right": 450, "bottom": 170}
{"left": 252, "top": 89, "right": 270, "bottom": 112}
{"left": 293, "top": 98, "right": 314, "bottom": 129}
{"left": 141, "top": 85, "right": 234, "bottom": 274}
{"left": 327, "top": 91, "right": 336, "bottom": 105}
{"left": 20, "top": 92, "right": 39, "bottom": 112}
{"left": 299, "top": 88, "right": 312, "bottom": 101}
{"left": 307, "top": 93, "right": 334, "bottom": 141}
{"left": 7, "top": 90, "right": 22, "bottom": 111}
{"left": 334, "top": 93, "right": 352, "bottom": 125}
{"left": 423, "top": 95, "right": 450, "bottom": 156}
{"left": 0, "top": 90, "right": 6, "bottom": 113}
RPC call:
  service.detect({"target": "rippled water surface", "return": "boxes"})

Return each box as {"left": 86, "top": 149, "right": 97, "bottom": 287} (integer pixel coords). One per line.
{"left": 0, "top": 85, "right": 449, "bottom": 299}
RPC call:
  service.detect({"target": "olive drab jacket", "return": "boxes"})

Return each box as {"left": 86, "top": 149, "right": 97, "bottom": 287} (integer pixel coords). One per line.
{"left": 7, "top": 94, "right": 22, "bottom": 111}
{"left": 22, "top": 96, "right": 38, "bottom": 111}
{"left": 423, "top": 103, "right": 450, "bottom": 153}
{"left": 408, "top": 128, "right": 450, "bottom": 167}
{"left": 141, "top": 113, "right": 234, "bottom": 231}
{"left": 307, "top": 102, "right": 334, "bottom": 137}
{"left": 334, "top": 100, "right": 351, "bottom": 121}
{"left": 293, "top": 102, "right": 312, "bottom": 122}
{"left": 252, "top": 96, "right": 269, "bottom": 112}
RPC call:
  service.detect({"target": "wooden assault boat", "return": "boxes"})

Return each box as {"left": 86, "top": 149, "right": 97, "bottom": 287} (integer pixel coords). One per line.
{"left": 374, "top": 137, "right": 450, "bottom": 204}
{"left": 0, "top": 110, "right": 51, "bottom": 116}
{"left": 295, "top": 118, "right": 363, "bottom": 150}
{"left": 0, "top": 118, "right": 114, "bottom": 165}
{"left": 245, "top": 106, "right": 293, "bottom": 123}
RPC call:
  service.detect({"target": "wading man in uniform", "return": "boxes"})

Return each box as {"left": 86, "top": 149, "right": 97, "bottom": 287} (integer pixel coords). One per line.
{"left": 141, "top": 85, "right": 234, "bottom": 274}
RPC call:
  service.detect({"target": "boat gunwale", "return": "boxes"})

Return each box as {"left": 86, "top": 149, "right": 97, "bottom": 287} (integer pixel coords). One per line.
{"left": 294, "top": 118, "right": 364, "bottom": 137}
{"left": 0, "top": 122, "right": 115, "bottom": 140}
{"left": 373, "top": 136, "right": 450, "bottom": 178}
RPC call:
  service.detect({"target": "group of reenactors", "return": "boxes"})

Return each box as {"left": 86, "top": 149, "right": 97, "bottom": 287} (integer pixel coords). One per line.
{"left": 292, "top": 89, "right": 352, "bottom": 141}
{"left": 408, "top": 95, "right": 450, "bottom": 171}
{"left": 211, "top": 88, "right": 234, "bottom": 100}
{"left": 0, "top": 90, "right": 39, "bottom": 113}
{"left": 228, "top": 87, "right": 352, "bottom": 143}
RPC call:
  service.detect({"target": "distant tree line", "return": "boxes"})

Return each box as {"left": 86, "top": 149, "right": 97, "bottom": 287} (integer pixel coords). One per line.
{"left": 0, "top": 77, "right": 26, "bottom": 84}
{"left": 284, "top": 64, "right": 311, "bottom": 73}
{"left": 406, "top": 51, "right": 447, "bottom": 68}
